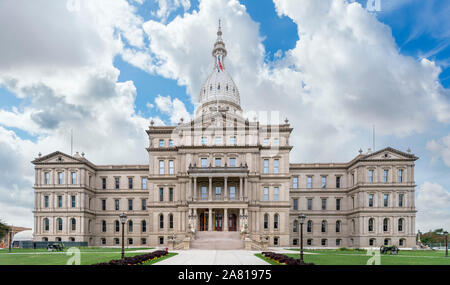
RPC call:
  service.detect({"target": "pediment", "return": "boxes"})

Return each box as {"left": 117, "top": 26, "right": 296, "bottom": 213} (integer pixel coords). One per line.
{"left": 32, "top": 151, "right": 83, "bottom": 164}
{"left": 363, "top": 147, "right": 417, "bottom": 161}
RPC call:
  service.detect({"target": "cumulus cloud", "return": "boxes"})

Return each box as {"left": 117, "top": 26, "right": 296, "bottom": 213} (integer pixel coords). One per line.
{"left": 416, "top": 182, "right": 450, "bottom": 231}
{"left": 152, "top": 0, "right": 191, "bottom": 23}
{"left": 155, "top": 94, "right": 191, "bottom": 124}
{"left": 426, "top": 135, "right": 450, "bottom": 167}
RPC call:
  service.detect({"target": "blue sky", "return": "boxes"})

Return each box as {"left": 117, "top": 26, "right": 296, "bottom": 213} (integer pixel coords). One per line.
{"left": 0, "top": 0, "right": 449, "bottom": 231}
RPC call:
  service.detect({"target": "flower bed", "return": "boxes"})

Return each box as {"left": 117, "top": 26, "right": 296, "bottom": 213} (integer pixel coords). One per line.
{"left": 261, "top": 252, "right": 314, "bottom": 265}
{"left": 93, "top": 250, "right": 168, "bottom": 265}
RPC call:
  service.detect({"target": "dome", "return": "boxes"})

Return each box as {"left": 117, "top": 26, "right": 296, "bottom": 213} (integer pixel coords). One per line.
{"left": 12, "top": 230, "right": 33, "bottom": 241}
{"left": 196, "top": 21, "right": 242, "bottom": 117}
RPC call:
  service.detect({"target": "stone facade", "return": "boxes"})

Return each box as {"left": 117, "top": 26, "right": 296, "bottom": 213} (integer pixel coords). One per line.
{"left": 32, "top": 25, "right": 417, "bottom": 249}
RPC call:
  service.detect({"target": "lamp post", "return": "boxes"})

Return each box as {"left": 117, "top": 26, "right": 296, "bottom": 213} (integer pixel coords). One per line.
{"left": 119, "top": 213, "right": 127, "bottom": 260}
{"left": 298, "top": 213, "right": 306, "bottom": 263}
{"left": 8, "top": 226, "right": 13, "bottom": 253}
{"left": 444, "top": 231, "right": 448, "bottom": 258}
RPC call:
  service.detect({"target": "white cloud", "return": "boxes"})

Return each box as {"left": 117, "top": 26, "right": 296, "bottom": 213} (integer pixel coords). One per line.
{"left": 426, "top": 135, "right": 450, "bottom": 167}
{"left": 152, "top": 0, "right": 191, "bottom": 23}
{"left": 155, "top": 94, "right": 191, "bottom": 124}
{"left": 416, "top": 182, "right": 450, "bottom": 231}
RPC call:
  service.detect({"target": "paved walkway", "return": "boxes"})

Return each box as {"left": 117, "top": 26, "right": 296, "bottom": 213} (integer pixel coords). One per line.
{"left": 155, "top": 250, "right": 270, "bottom": 265}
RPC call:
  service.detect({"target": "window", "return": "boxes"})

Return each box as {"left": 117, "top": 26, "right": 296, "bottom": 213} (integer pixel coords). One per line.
{"left": 321, "top": 239, "right": 327, "bottom": 246}
{"left": 264, "top": 214, "right": 269, "bottom": 229}
{"left": 115, "top": 177, "right": 120, "bottom": 189}
{"left": 398, "top": 218, "right": 404, "bottom": 232}
{"left": 368, "top": 170, "right": 374, "bottom": 183}
{"left": 384, "top": 239, "right": 390, "bottom": 246}
{"left": 159, "top": 160, "right": 164, "bottom": 175}
{"left": 102, "top": 220, "right": 106, "bottom": 232}
{"left": 229, "top": 136, "right": 236, "bottom": 145}
{"left": 274, "top": 159, "right": 279, "bottom": 174}
{"left": 44, "top": 196, "right": 49, "bottom": 208}
{"left": 307, "top": 176, "right": 312, "bottom": 189}
{"left": 369, "top": 239, "right": 375, "bottom": 246}
{"left": 141, "top": 238, "right": 147, "bottom": 245}
{"left": 384, "top": 194, "right": 389, "bottom": 207}
{"left": 169, "top": 139, "right": 174, "bottom": 147}
{"left": 159, "top": 237, "right": 164, "bottom": 245}
{"left": 274, "top": 237, "right": 279, "bottom": 246}
{"left": 58, "top": 196, "right": 63, "bottom": 208}
{"left": 215, "top": 137, "right": 222, "bottom": 145}
{"left": 44, "top": 218, "right": 49, "bottom": 231}
{"left": 398, "top": 194, "right": 404, "bottom": 207}
{"left": 336, "top": 221, "right": 341, "bottom": 233}
{"left": 369, "top": 194, "right": 374, "bottom": 207}
{"left": 383, "top": 218, "right": 389, "bottom": 232}
{"left": 321, "top": 199, "right": 327, "bottom": 210}
{"left": 215, "top": 186, "right": 222, "bottom": 200}
{"left": 169, "top": 214, "right": 174, "bottom": 229}
{"left": 321, "top": 220, "right": 327, "bottom": 233}
{"left": 128, "top": 199, "right": 133, "bottom": 211}
{"left": 201, "top": 158, "right": 207, "bottom": 168}
{"left": 201, "top": 137, "right": 207, "bottom": 145}
{"left": 293, "top": 199, "right": 298, "bottom": 210}
{"left": 142, "top": 178, "right": 147, "bottom": 190}
{"left": 321, "top": 176, "right": 326, "bottom": 188}
{"left": 201, "top": 186, "right": 207, "bottom": 200}
{"left": 274, "top": 138, "right": 279, "bottom": 146}
{"left": 293, "top": 220, "right": 298, "bottom": 232}
{"left": 293, "top": 239, "right": 298, "bottom": 246}
{"left": 57, "top": 218, "right": 63, "bottom": 231}
{"left": 114, "top": 238, "right": 119, "bottom": 245}
{"left": 336, "top": 176, "right": 341, "bottom": 188}
{"left": 128, "top": 220, "right": 133, "bottom": 232}
{"left": 352, "top": 196, "right": 355, "bottom": 208}
{"left": 307, "top": 220, "right": 312, "bottom": 232}
{"left": 159, "top": 214, "right": 164, "bottom": 229}
{"left": 274, "top": 187, "right": 279, "bottom": 201}
{"left": 263, "top": 138, "right": 269, "bottom": 145}
{"left": 115, "top": 199, "right": 119, "bottom": 211}
{"left": 159, "top": 188, "right": 164, "bottom": 202}
{"left": 352, "top": 220, "right": 355, "bottom": 232}
{"left": 336, "top": 199, "right": 341, "bottom": 211}
{"left": 169, "top": 188, "right": 174, "bottom": 201}
{"left": 307, "top": 199, "right": 313, "bottom": 210}
{"left": 102, "top": 178, "right": 106, "bottom": 189}
{"left": 229, "top": 186, "right": 236, "bottom": 200}
{"left": 128, "top": 238, "right": 133, "bottom": 245}
{"left": 352, "top": 173, "right": 355, "bottom": 185}
{"left": 58, "top": 172, "right": 63, "bottom": 184}
{"left": 215, "top": 158, "right": 222, "bottom": 167}
{"left": 101, "top": 238, "right": 106, "bottom": 245}
{"left": 264, "top": 187, "right": 269, "bottom": 201}
{"left": 128, "top": 177, "right": 133, "bottom": 189}
{"left": 141, "top": 199, "right": 147, "bottom": 210}
{"left": 169, "top": 160, "right": 174, "bottom": 174}
{"left": 142, "top": 220, "right": 147, "bottom": 232}
{"left": 398, "top": 169, "right": 403, "bottom": 182}
{"left": 399, "top": 239, "right": 404, "bottom": 246}
{"left": 159, "top": 139, "right": 164, "bottom": 147}
{"left": 274, "top": 214, "right": 279, "bottom": 229}
{"left": 336, "top": 239, "right": 341, "bottom": 246}
{"left": 383, "top": 169, "right": 388, "bottom": 183}
{"left": 71, "top": 172, "right": 76, "bottom": 184}
{"left": 293, "top": 176, "right": 298, "bottom": 188}
{"left": 263, "top": 159, "right": 269, "bottom": 174}
{"left": 101, "top": 199, "right": 106, "bottom": 211}
{"left": 368, "top": 218, "right": 374, "bottom": 232}
{"left": 69, "top": 237, "right": 75, "bottom": 242}
{"left": 229, "top": 158, "right": 236, "bottom": 167}
{"left": 115, "top": 220, "right": 120, "bottom": 232}
{"left": 45, "top": 172, "right": 50, "bottom": 184}
{"left": 307, "top": 239, "right": 312, "bottom": 246}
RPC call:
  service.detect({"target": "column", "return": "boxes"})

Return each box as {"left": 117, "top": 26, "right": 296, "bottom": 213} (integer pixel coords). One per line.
{"left": 208, "top": 177, "right": 212, "bottom": 201}
{"left": 224, "top": 208, "right": 228, "bottom": 232}
{"left": 256, "top": 211, "right": 260, "bottom": 232}
{"left": 224, "top": 177, "right": 228, "bottom": 201}
{"left": 239, "top": 177, "right": 243, "bottom": 201}
{"left": 193, "top": 177, "right": 197, "bottom": 200}
{"left": 244, "top": 208, "right": 248, "bottom": 229}
{"left": 189, "top": 178, "right": 192, "bottom": 201}
{"left": 244, "top": 178, "right": 248, "bottom": 201}
{"left": 239, "top": 208, "right": 243, "bottom": 231}
{"left": 208, "top": 208, "right": 212, "bottom": 232}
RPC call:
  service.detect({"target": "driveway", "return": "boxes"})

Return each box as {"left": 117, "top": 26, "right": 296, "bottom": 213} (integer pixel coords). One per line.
{"left": 155, "top": 250, "right": 270, "bottom": 265}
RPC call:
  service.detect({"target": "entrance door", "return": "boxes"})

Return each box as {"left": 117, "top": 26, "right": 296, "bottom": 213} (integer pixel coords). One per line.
{"left": 228, "top": 214, "right": 237, "bottom": 231}
{"left": 215, "top": 213, "right": 223, "bottom": 231}
{"left": 199, "top": 212, "right": 208, "bottom": 231}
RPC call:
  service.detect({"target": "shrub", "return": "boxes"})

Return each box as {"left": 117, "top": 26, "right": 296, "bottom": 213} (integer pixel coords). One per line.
{"left": 261, "top": 252, "right": 314, "bottom": 265}
{"left": 93, "top": 250, "right": 168, "bottom": 265}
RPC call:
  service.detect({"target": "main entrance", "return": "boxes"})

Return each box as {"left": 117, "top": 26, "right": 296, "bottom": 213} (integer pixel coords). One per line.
{"left": 228, "top": 214, "right": 237, "bottom": 231}
{"left": 215, "top": 213, "right": 223, "bottom": 231}
{"left": 199, "top": 212, "right": 209, "bottom": 231}
{"left": 196, "top": 209, "right": 241, "bottom": 232}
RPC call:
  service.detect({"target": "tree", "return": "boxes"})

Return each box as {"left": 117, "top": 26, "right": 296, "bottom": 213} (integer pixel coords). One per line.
{"left": 0, "top": 219, "right": 9, "bottom": 240}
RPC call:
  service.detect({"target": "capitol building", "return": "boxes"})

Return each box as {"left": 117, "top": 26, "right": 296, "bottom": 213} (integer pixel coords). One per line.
{"left": 32, "top": 25, "right": 417, "bottom": 249}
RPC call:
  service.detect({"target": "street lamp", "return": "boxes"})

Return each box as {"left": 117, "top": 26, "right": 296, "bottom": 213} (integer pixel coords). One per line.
{"left": 8, "top": 226, "right": 13, "bottom": 253}
{"left": 298, "top": 213, "right": 306, "bottom": 263}
{"left": 119, "top": 213, "right": 127, "bottom": 259}
{"left": 444, "top": 231, "right": 448, "bottom": 258}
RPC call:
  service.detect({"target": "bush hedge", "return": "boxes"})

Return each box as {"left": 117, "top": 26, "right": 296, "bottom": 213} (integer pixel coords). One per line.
{"left": 261, "top": 252, "right": 314, "bottom": 265}
{"left": 93, "top": 250, "right": 168, "bottom": 265}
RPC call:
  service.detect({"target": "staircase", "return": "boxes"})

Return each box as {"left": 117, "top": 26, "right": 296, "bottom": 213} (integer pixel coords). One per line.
{"left": 190, "top": 231, "right": 244, "bottom": 250}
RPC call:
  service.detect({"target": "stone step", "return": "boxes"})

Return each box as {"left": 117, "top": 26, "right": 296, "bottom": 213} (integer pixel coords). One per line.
{"left": 191, "top": 231, "right": 244, "bottom": 250}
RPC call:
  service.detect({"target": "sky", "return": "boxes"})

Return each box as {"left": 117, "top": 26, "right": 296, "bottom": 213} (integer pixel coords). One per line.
{"left": 0, "top": 0, "right": 449, "bottom": 233}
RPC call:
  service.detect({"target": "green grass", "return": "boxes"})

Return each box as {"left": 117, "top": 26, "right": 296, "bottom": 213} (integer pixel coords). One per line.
{"left": 256, "top": 249, "right": 450, "bottom": 265}
{"left": 0, "top": 247, "right": 156, "bottom": 265}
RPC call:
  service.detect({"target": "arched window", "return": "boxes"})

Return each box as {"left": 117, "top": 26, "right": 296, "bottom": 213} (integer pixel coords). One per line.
{"left": 159, "top": 214, "right": 164, "bottom": 229}
{"left": 293, "top": 220, "right": 298, "bottom": 233}
{"left": 368, "top": 218, "right": 374, "bottom": 232}
{"left": 57, "top": 218, "right": 63, "bottom": 231}
{"left": 399, "top": 238, "right": 405, "bottom": 247}
{"left": 128, "top": 220, "right": 133, "bottom": 232}
{"left": 321, "top": 220, "right": 327, "bottom": 233}
{"left": 335, "top": 220, "right": 341, "bottom": 233}
{"left": 398, "top": 218, "right": 404, "bottom": 232}
{"left": 352, "top": 219, "right": 355, "bottom": 232}
{"left": 142, "top": 220, "right": 147, "bottom": 232}
{"left": 383, "top": 218, "right": 389, "bottom": 232}
{"left": 71, "top": 218, "right": 76, "bottom": 231}
{"left": 263, "top": 214, "right": 269, "bottom": 229}
{"left": 169, "top": 214, "right": 174, "bottom": 229}
{"left": 307, "top": 220, "right": 312, "bottom": 233}
{"left": 115, "top": 220, "right": 120, "bottom": 232}
{"left": 102, "top": 220, "right": 107, "bottom": 232}
{"left": 44, "top": 218, "right": 49, "bottom": 231}
{"left": 274, "top": 214, "right": 279, "bottom": 229}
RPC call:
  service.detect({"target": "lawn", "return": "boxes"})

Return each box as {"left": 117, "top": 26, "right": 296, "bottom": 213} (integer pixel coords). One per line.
{"left": 0, "top": 247, "right": 176, "bottom": 265}
{"left": 256, "top": 249, "right": 450, "bottom": 265}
